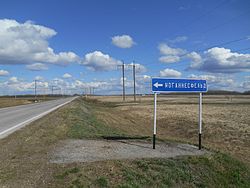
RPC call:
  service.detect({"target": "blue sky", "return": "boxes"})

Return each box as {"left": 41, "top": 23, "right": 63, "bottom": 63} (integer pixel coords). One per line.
{"left": 0, "top": 0, "right": 250, "bottom": 95}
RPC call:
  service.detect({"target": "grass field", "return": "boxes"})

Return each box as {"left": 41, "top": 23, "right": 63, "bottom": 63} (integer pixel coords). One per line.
{"left": 0, "top": 96, "right": 249, "bottom": 187}
{"left": 92, "top": 94, "right": 250, "bottom": 164}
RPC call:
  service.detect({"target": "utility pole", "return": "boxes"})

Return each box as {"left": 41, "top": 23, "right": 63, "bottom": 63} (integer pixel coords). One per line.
{"left": 132, "top": 62, "right": 136, "bottom": 102}
{"left": 122, "top": 62, "right": 125, "bottom": 101}
{"left": 34, "top": 80, "right": 37, "bottom": 101}
{"left": 59, "top": 87, "right": 62, "bottom": 96}
{"left": 117, "top": 62, "right": 126, "bottom": 101}
{"left": 51, "top": 86, "right": 55, "bottom": 95}
{"left": 43, "top": 88, "right": 46, "bottom": 100}
{"left": 51, "top": 79, "right": 59, "bottom": 96}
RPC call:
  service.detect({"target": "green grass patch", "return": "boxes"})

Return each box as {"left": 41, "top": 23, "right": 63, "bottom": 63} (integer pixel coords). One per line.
{"left": 66, "top": 98, "right": 126, "bottom": 139}
{"left": 53, "top": 152, "right": 250, "bottom": 188}
{"left": 121, "top": 153, "right": 250, "bottom": 188}
{"left": 55, "top": 167, "right": 80, "bottom": 180}
{"left": 95, "top": 176, "right": 109, "bottom": 187}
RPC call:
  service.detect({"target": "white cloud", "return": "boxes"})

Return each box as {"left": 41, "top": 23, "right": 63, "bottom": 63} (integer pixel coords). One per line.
{"left": 158, "top": 43, "right": 186, "bottom": 63}
{"left": 186, "top": 52, "right": 202, "bottom": 68}
{"left": 179, "top": 6, "right": 190, "bottom": 11}
{"left": 158, "top": 55, "right": 180, "bottom": 63}
{"left": 143, "top": 75, "right": 151, "bottom": 80}
{"left": 81, "top": 51, "right": 122, "bottom": 71}
{"left": 119, "top": 77, "right": 135, "bottom": 88}
{"left": 158, "top": 43, "right": 186, "bottom": 56}
{"left": 52, "top": 78, "right": 65, "bottom": 85}
{"left": 62, "top": 73, "right": 72, "bottom": 79}
{"left": 0, "top": 76, "right": 50, "bottom": 93}
{"left": 0, "top": 76, "right": 125, "bottom": 95}
{"left": 35, "top": 76, "right": 43, "bottom": 81}
{"left": 189, "top": 47, "right": 250, "bottom": 73}
{"left": 0, "top": 19, "right": 79, "bottom": 65}
{"left": 189, "top": 74, "right": 236, "bottom": 90}
{"left": 71, "top": 79, "right": 113, "bottom": 92}
{"left": 0, "top": 69, "right": 9, "bottom": 76}
{"left": 160, "top": 68, "right": 182, "bottom": 77}
{"left": 111, "top": 35, "right": 135, "bottom": 48}
{"left": 136, "top": 74, "right": 151, "bottom": 82}
{"left": 170, "top": 36, "right": 188, "bottom": 43}
{"left": 127, "top": 63, "right": 147, "bottom": 73}
{"left": 242, "top": 81, "right": 250, "bottom": 89}
{"left": 9, "top": 76, "right": 19, "bottom": 83}
{"left": 26, "top": 63, "right": 48, "bottom": 71}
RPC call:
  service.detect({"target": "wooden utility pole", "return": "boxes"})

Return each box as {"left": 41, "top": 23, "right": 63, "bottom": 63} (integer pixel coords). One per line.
{"left": 51, "top": 86, "right": 55, "bottom": 95}
{"left": 34, "top": 80, "right": 37, "bottom": 101}
{"left": 122, "top": 62, "right": 125, "bottom": 101}
{"left": 132, "top": 62, "right": 136, "bottom": 102}
{"left": 118, "top": 62, "right": 126, "bottom": 101}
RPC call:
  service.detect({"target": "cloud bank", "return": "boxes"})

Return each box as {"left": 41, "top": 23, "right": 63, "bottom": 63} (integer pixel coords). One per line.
{"left": 189, "top": 47, "right": 250, "bottom": 73}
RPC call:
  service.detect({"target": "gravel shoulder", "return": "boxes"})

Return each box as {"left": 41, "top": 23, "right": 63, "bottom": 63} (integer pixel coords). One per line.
{"left": 50, "top": 139, "right": 208, "bottom": 163}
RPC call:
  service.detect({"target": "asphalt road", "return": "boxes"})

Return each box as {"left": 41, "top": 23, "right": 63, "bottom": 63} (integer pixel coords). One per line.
{"left": 0, "top": 97, "right": 77, "bottom": 139}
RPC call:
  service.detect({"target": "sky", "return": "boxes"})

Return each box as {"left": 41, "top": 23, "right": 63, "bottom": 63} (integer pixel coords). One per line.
{"left": 0, "top": 0, "right": 250, "bottom": 95}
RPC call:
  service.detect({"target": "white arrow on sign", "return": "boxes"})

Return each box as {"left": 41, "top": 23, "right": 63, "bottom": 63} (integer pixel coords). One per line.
{"left": 153, "top": 82, "right": 163, "bottom": 88}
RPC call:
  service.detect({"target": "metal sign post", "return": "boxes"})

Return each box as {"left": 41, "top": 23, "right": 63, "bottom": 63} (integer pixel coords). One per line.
{"left": 153, "top": 92, "right": 157, "bottom": 149}
{"left": 199, "top": 92, "right": 202, "bottom": 150}
{"left": 151, "top": 78, "right": 207, "bottom": 150}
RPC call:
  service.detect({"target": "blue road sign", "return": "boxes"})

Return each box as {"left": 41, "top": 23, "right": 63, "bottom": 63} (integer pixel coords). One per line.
{"left": 152, "top": 78, "right": 207, "bottom": 93}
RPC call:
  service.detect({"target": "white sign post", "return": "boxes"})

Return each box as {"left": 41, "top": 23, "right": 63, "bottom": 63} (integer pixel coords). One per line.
{"left": 152, "top": 78, "right": 207, "bottom": 150}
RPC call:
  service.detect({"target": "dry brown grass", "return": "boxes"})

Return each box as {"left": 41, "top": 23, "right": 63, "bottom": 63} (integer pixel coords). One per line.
{"left": 93, "top": 95, "right": 250, "bottom": 164}
{"left": 0, "top": 98, "right": 32, "bottom": 108}
{"left": 0, "top": 96, "right": 64, "bottom": 108}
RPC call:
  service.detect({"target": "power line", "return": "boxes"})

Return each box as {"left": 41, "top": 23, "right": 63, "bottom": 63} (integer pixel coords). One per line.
{"left": 175, "top": 0, "right": 229, "bottom": 38}
{"left": 164, "top": 1, "right": 249, "bottom": 55}
{"left": 169, "top": 0, "right": 230, "bottom": 40}
{"left": 177, "top": 37, "right": 249, "bottom": 59}
{"left": 198, "top": 10, "right": 250, "bottom": 36}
